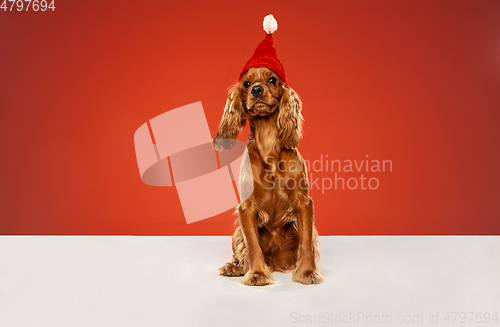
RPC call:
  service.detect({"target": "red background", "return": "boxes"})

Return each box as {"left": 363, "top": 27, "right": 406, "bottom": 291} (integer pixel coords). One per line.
{"left": 1, "top": 0, "right": 499, "bottom": 235}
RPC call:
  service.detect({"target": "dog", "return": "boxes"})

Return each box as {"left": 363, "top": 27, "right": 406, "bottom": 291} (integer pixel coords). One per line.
{"left": 213, "top": 66, "right": 322, "bottom": 286}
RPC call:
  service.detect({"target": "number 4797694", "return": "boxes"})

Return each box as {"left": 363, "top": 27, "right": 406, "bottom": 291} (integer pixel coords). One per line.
{"left": 1, "top": 0, "right": 55, "bottom": 11}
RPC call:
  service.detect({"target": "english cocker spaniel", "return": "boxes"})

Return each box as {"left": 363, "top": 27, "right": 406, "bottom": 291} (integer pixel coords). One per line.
{"left": 213, "top": 67, "right": 322, "bottom": 286}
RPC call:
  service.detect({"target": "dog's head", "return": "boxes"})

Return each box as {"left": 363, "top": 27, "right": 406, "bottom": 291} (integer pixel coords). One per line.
{"left": 214, "top": 67, "right": 303, "bottom": 150}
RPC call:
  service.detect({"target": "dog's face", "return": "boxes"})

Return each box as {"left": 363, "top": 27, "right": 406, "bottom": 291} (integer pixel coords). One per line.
{"left": 239, "top": 67, "right": 284, "bottom": 117}
{"left": 214, "top": 66, "right": 303, "bottom": 150}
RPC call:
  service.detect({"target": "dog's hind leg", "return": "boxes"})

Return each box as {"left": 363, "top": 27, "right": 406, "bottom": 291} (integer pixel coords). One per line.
{"left": 219, "top": 226, "right": 247, "bottom": 277}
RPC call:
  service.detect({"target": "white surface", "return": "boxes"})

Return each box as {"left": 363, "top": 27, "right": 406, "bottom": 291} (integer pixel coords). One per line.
{"left": 0, "top": 236, "right": 499, "bottom": 327}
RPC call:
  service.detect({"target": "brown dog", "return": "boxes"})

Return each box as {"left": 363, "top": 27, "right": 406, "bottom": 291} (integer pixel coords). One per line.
{"left": 213, "top": 67, "right": 322, "bottom": 286}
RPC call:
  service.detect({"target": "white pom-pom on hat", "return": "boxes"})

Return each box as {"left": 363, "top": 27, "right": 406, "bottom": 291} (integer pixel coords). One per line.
{"left": 263, "top": 14, "right": 278, "bottom": 34}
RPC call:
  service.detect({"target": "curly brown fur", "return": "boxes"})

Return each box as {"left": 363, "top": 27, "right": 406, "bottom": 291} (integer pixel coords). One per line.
{"left": 215, "top": 67, "right": 322, "bottom": 286}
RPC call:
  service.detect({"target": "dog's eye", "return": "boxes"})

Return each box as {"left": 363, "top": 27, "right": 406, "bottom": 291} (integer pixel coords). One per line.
{"left": 243, "top": 81, "right": 251, "bottom": 89}
{"left": 268, "top": 77, "right": 277, "bottom": 85}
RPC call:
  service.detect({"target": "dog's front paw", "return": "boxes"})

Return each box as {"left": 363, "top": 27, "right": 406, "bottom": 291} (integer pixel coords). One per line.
{"left": 292, "top": 265, "right": 323, "bottom": 285}
{"left": 219, "top": 261, "right": 245, "bottom": 277}
{"left": 212, "top": 138, "right": 236, "bottom": 151}
{"left": 241, "top": 271, "right": 274, "bottom": 286}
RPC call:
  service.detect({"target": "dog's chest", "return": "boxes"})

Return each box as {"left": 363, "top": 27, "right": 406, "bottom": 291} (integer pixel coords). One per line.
{"left": 246, "top": 152, "right": 299, "bottom": 227}
{"left": 254, "top": 123, "right": 279, "bottom": 160}
{"left": 245, "top": 120, "right": 303, "bottom": 227}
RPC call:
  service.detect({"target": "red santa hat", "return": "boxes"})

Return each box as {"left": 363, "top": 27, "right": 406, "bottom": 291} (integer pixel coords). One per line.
{"left": 239, "top": 14, "right": 286, "bottom": 83}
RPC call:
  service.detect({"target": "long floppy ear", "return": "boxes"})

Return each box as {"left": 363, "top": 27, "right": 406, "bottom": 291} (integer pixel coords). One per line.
{"left": 277, "top": 85, "right": 303, "bottom": 149}
{"left": 213, "top": 85, "right": 246, "bottom": 150}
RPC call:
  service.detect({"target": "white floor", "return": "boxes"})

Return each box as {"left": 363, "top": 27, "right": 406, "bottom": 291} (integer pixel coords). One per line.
{"left": 0, "top": 236, "right": 498, "bottom": 327}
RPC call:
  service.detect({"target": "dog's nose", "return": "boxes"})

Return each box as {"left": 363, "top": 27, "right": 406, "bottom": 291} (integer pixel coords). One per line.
{"left": 251, "top": 85, "right": 264, "bottom": 98}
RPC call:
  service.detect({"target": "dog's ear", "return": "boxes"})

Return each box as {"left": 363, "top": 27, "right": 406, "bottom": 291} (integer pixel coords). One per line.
{"left": 213, "top": 85, "right": 246, "bottom": 150}
{"left": 277, "top": 85, "right": 303, "bottom": 149}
